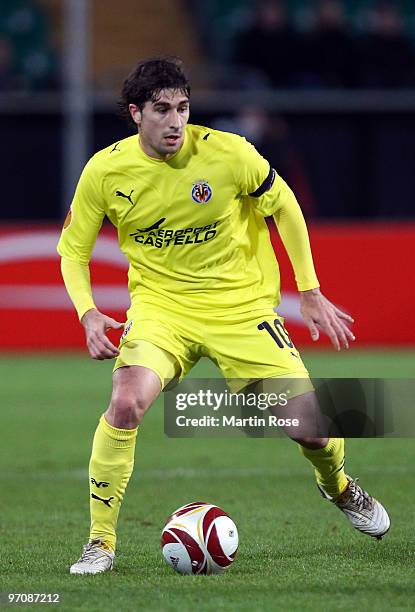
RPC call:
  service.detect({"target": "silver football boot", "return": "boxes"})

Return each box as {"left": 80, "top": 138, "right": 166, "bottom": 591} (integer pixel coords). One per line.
{"left": 318, "top": 475, "right": 390, "bottom": 539}
{"left": 70, "top": 538, "right": 115, "bottom": 575}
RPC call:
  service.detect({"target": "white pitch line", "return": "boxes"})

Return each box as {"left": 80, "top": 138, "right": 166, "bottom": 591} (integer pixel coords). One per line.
{"left": 1, "top": 463, "right": 407, "bottom": 482}
{"left": 1, "top": 466, "right": 308, "bottom": 481}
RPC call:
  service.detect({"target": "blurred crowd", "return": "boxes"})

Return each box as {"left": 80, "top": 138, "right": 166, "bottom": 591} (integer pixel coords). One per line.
{"left": 225, "top": 0, "right": 415, "bottom": 89}
{"left": 213, "top": 107, "right": 316, "bottom": 214}
{"left": 2, "top": 0, "right": 415, "bottom": 92}
{"left": 0, "top": 0, "right": 56, "bottom": 91}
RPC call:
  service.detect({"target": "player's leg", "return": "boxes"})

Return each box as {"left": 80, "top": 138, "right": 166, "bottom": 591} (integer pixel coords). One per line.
{"left": 89, "top": 365, "right": 161, "bottom": 545}
{"left": 70, "top": 364, "right": 162, "bottom": 575}
{"left": 257, "top": 373, "right": 390, "bottom": 539}
{"left": 283, "top": 391, "right": 390, "bottom": 538}
{"left": 265, "top": 388, "right": 349, "bottom": 498}
{"left": 70, "top": 298, "right": 198, "bottom": 575}
{"left": 105, "top": 363, "right": 161, "bottom": 428}
{"left": 205, "top": 308, "right": 350, "bottom": 502}
{"left": 70, "top": 336, "right": 185, "bottom": 575}
{"left": 208, "top": 308, "right": 390, "bottom": 539}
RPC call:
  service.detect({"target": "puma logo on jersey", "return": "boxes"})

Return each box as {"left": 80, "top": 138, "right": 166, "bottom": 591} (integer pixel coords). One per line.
{"left": 116, "top": 189, "right": 135, "bottom": 205}
{"left": 110, "top": 142, "right": 121, "bottom": 153}
{"left": 91, "top": 493, "right": 114, "bottom": 507}
{"left": 137, "top": 217, "right": 166, "bottom": 232}
{"left": 90, "top": 478, "right": 109, "bottom": 488}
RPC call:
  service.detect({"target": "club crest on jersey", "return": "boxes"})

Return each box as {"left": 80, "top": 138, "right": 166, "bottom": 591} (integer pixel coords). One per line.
{"left": 191, "top": 180, "right": 212, "bottom": 204}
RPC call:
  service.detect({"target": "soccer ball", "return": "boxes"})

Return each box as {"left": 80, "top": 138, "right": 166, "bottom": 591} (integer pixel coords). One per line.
{"left": 161, "top": 501, "right": 239, "bottom": 575}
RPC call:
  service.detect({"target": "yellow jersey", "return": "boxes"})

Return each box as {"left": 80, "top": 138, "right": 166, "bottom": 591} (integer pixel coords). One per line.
{"left": 57, "top": 124, "right": 318, "bottom": 314}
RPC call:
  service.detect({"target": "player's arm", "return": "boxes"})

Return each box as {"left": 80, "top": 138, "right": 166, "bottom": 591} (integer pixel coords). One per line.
{"left": 60, "top": 259, "right": 123, "bottom": 359}
{"left": 57, "top": 159, "right": 123, "bottom": 360}
{"left": 236, "top": 137, "right": 354, "bottom": 350}
{"left": 270, "top": 176, "right": 355, "bottom": 351}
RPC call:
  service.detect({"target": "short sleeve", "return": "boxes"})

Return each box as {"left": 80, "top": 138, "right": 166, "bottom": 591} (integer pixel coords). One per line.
{"left": 57, "top": 156, "right": 105, "bottom": 264}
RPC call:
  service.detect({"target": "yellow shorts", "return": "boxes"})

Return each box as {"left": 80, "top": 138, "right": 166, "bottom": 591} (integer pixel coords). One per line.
{"left": 113, "top": 302, "right": 309, "bottom": 390}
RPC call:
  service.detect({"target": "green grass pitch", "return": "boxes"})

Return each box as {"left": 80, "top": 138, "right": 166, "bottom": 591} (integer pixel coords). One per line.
{"left": 1, "top": 350, "right": 415, "bottom": 611}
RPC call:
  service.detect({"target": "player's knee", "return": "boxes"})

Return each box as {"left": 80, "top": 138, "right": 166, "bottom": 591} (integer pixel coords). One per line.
{"left": 108, "top": 392, "right": 151, "bottom": 427}
{"left": 295, "top": 436, "right": 329, "bottom": 450}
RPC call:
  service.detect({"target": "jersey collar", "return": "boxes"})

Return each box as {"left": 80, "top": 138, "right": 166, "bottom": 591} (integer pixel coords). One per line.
{"left": 136, "top": 127, "right": 190, "bottom": 164}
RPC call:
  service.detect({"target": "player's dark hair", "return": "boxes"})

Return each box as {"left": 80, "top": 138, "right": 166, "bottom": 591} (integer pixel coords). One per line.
{"left": 118, "top": 56, "right": 190, "bottom": 128}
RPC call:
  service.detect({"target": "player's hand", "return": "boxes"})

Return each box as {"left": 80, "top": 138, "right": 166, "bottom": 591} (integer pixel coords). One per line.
{"left": 81, "top": 308, "right": 124, "bottom": 360}
{"left": 299, "top": 288, "right": 355, "bottom": 351}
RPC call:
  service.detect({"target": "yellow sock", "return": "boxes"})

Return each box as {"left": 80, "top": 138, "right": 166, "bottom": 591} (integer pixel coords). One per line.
{"left": 299, "top": 437, "right": 348, "bottom": 498}
{"left": 89, "top": 414, "right": 138, "bottom": 550}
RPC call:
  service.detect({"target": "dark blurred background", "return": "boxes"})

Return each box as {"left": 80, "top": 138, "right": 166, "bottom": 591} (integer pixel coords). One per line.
{"left": 0, "top": 0, "right": 414, "bottom": 220}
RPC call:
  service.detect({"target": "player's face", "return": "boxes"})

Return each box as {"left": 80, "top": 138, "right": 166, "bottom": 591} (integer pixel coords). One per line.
{"left": 129, "top": 89, "right": 190, "bottom": 160}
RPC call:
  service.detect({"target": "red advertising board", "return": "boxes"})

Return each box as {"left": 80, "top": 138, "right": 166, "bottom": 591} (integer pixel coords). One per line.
{"left": 268, "top": 221, "right": 415, "bottom": 347}
{"left": 0, "top": 222, "right": 414, "bottom": 349}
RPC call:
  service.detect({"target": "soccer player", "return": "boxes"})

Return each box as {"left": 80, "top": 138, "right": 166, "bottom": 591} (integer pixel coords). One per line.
{"left": 57, "top": 57, "right": 390, "bottom": 575}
